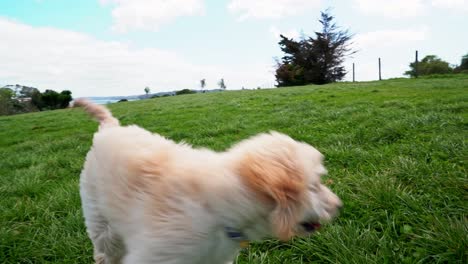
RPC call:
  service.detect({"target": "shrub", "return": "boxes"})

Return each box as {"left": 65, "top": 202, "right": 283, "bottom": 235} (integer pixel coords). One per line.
{"left": 175, "top": 89, "right": 196, "bottom": 95}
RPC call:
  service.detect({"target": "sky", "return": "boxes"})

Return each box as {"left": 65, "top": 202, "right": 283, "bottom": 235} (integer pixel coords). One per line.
{"left": 0, "top": 0, "right": 467, "bottom": 97}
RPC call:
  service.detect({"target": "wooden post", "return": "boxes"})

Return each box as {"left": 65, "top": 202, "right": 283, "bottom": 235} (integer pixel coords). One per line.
{"left": 415, "top": 50, "right": 419, "bottom": 78}
{"left": 352, "top": 63, "right": 355, "bottom": 82}
{"left": 378, "top": 58, "right": 382, "bottom": 80}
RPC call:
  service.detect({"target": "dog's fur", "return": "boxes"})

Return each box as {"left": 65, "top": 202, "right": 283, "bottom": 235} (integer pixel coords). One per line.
{"left": 75, "top": 99, "right": 342, "bottom": 264}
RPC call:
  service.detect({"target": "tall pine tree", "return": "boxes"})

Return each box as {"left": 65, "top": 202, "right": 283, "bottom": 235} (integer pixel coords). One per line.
{"left": 275, "top": 10, "right": 354, "bottom": 86}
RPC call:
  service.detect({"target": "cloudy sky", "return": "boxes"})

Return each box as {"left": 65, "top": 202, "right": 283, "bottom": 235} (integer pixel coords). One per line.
{"left": 0, "top": 0, "right": 467, "bottom": 97}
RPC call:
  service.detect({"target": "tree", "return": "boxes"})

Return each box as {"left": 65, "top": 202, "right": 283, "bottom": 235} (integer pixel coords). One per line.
{"left": 275, "top": 63, "right": 305, "bottom": 87}
{"left": 31, "top": 89, "right": 44, "bottom": 109}
{"left": 19, "top": 86, "right": 39, "bottom": 98}
{"left": 144, "top": 87, "right": 150, "bottom": 97}
{"left": 404, "top": 55, "right": 453, "bottom": 77}
{"left": 459, "top": 54, "right": 468, "bottom": 70}
{"left": 38, "top": 89, "right": 73, "bottom": 110}
{"left": 58, "top": 90, "right": 73, "bottom": 108}
{"left": 41, "top": 90, "right": 60, "bottom": 110}
{"left": 275, "top": 10, "right": 354, "bottom": 86}
{"left": 0, "top": 86, "right": 71, "bottom": 115}
{"left": 0, "top": 88, "right": 15, "bottom": 115}
{"left": 218, "top": 78, "right": 226, "bottom": 89}
{"left": 0, "top": 87, "right": 14, "bottom": 99}
{"left": 454, "top": 53, "right": 468, "bottom": 73}
{"left": 200, "top": 79, "right": 206, "bottom": 90}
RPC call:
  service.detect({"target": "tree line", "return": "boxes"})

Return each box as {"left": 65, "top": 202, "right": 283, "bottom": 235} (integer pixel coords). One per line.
{"left": 405, "top": 54, "right": 468, "bottom": 77}
{"left": 274, "top": 10, "right": 467, "bottom": 87}
{"left": 0, "top": 86, "right": 72, "bottom": 116}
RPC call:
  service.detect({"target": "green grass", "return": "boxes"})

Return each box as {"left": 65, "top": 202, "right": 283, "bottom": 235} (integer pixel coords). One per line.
{"left": 1, "top": 76, "right": 467, "bottom": 263}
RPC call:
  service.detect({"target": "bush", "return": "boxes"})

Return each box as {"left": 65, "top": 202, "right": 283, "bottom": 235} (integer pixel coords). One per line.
{"left": 175, "top": 89, "right": 196, "bottom": 95}
{"left": 404, "top": 55, "right": 453, "bottom": 77}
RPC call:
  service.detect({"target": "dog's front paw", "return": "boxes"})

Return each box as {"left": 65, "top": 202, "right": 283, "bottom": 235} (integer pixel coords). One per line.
{"left": 94, "top": 253, "right": 106, "bottom": 264}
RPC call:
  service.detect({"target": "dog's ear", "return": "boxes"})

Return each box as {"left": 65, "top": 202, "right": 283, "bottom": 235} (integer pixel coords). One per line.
{"left": 239, "top": 148, "right": 306, "bottom": 240}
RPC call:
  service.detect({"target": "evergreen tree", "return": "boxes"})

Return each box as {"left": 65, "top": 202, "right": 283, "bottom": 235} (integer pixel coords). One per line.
{"left": 275, "top": 10, "right": 354, "bottom": 86}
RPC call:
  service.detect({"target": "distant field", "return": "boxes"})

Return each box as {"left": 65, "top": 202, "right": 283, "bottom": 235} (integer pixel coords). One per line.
{"left": 0, "top": 76, "right": 467, "bottom": 263}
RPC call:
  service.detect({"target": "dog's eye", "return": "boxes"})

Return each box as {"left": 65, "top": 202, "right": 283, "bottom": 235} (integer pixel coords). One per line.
{"left": 308, "top": 183, "right": 321, "bottom": 192}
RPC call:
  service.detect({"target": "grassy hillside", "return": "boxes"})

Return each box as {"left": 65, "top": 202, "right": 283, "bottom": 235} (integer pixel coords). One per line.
{"left": 1, "top": 76, "right": 467, "bottom": 263}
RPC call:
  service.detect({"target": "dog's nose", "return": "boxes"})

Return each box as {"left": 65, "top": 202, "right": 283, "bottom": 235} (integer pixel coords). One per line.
{"left": 337, "top": 202, "right": 343, "bottom": 210}
{"left": 334, "top": 199, "right": 343, "bottom": 211}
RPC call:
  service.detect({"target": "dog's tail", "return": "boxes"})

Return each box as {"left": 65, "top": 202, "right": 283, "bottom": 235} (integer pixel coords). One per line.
{"left": 73, "top": 98, "right": 120, "bottom": 129}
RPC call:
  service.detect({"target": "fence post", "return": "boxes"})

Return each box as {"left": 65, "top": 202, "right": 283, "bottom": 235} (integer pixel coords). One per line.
{"left": 352, "top": 63, "right": 355, "bottom": 82}
{"left": 378, "top": 58, "right": 382, "bottom": 80}
{"left": 415, "top": 50, "right": 419, "bottom": 78}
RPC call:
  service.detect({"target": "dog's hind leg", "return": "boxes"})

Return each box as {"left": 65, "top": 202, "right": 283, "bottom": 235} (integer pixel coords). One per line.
{"left": 92, "top": 223, "right": 125, "bottom": 264}
{"left": 81, "top": 186, "right": 124, "bottom": 263}
{"left": 84, "top": 208, "right": 124, "bottom": 264}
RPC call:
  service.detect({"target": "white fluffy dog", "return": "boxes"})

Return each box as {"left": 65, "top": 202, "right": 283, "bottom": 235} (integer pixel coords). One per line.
{"left": 75, "top": 99, "right": 342, "bottom": 264}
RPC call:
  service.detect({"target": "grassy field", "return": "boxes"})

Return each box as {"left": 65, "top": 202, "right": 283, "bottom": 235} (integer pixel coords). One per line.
{"left": 0, "top": 76, "right": 467, "bottom": 263}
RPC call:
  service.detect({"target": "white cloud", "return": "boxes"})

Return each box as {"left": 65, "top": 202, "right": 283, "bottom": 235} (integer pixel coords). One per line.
{"left": 100, "top": 0, "right": 204, "bottom": 32}
{"left": 431, "top": 0, "right": 468, "bottom": 11}
{"left": 354, "top": 0, "right": 468, "bottom": 17}
{"left": 269, "top": 26, "right": 300, "bottom": 40}
{"left": 228, "top": 0, "right": 321, "bottom": 20}
{"left": 354, "top": 0, "right": 427, "bottom": 18}
{"left": 354, "top": 27, "right": 429, "bottom": 49}
{"left": 0, "top": 18, "right": 273, "bottom": 97}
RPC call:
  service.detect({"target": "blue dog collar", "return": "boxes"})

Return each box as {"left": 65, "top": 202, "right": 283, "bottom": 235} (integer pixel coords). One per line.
{"left": 224, "top": 226, "right": 250, "bottom": 248}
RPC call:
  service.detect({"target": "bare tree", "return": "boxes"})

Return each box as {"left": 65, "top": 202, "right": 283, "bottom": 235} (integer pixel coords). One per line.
{"left": 200, "top": 79, "right": 206, "bottom": 90}
{"left": 218, "top": 78, "right": 226, "bottom": 89}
